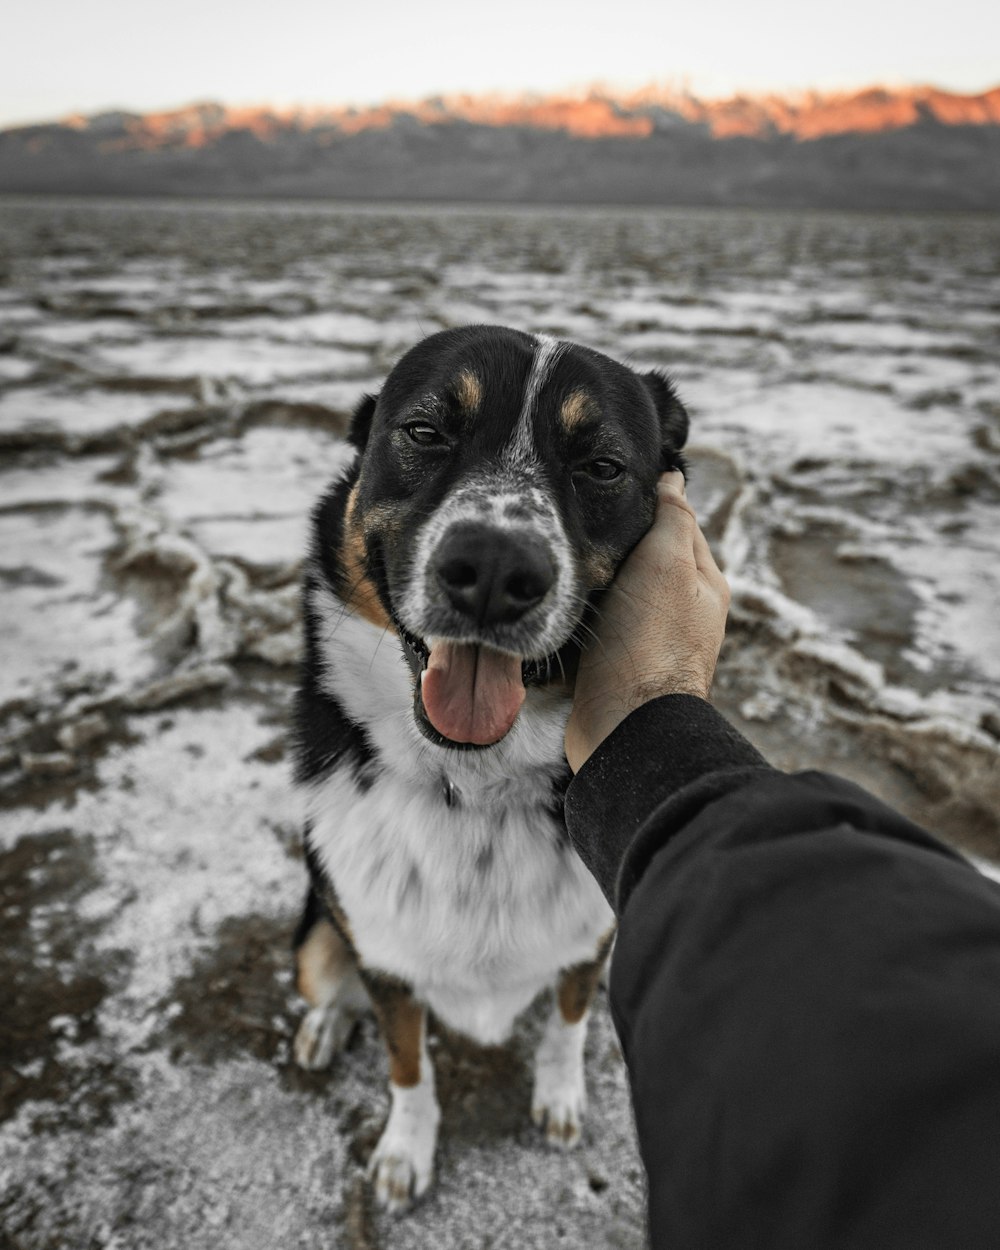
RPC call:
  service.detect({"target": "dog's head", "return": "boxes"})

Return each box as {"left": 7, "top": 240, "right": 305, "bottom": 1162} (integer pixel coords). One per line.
{"left": 334, "top": 325, "right": 688, "bottom": 749}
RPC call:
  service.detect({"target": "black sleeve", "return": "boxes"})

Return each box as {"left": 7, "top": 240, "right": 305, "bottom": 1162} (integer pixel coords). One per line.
{"left": 565, "top": 695, "right": 1000, "bottom": 1249}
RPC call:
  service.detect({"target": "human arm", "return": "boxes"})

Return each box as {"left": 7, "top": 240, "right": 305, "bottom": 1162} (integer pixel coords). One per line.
{"left": 564, "top": 477, "right": 1000, "bottom": 1248}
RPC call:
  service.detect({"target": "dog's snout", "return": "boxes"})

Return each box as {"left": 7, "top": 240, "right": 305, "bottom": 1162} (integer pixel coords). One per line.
{"left": 432, "top": 523, "right": 555, "bottom": 627}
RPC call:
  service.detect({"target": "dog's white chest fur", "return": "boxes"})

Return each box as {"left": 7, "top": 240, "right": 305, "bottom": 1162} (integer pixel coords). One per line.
{"left": 304, "top": 586, "right": 613, "bottom": 1045}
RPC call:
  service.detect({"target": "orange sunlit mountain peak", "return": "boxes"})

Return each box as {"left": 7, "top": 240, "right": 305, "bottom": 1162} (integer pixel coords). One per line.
{"left": 55, "top": 82, "right": 1000, "bottom": 152}
{"left": 11, "top": 79, "right": 999, "bottom": 211}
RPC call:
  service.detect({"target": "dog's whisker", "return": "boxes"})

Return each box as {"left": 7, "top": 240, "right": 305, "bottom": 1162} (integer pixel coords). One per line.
{"left": 555, "top": 649, "right": 567, "bottom": 685}
{"left": 368, "top": 626, "right": 393, "bottom": 671}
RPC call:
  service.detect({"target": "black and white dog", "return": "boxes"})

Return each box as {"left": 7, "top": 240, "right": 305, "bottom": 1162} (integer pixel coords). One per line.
{"left": 292, "top": 325, "right": 688, "bottom": 1211}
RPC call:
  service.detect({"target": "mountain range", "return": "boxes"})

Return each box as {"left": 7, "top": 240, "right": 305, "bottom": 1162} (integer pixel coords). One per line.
{"left": 2, "top": 84, "right": 998, "bottom": 210}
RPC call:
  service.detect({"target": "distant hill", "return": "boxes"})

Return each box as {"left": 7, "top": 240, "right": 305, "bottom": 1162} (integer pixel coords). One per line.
{"left": 2, "top": 85, "right": 999, "bottom": 210}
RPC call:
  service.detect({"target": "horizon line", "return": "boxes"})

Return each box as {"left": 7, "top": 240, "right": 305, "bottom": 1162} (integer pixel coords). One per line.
{"left": 5, "top": 76, "right": 1000, "bottom": 132}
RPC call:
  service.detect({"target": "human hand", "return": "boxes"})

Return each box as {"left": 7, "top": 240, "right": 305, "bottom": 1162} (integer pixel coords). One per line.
{"left": 564, "top": 471, "right": 730, "bottom": 773}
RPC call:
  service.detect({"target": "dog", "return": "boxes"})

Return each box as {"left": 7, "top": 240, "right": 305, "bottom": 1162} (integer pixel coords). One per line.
{"left": 291, "top": 325, "right": 688, "bottom": 1212}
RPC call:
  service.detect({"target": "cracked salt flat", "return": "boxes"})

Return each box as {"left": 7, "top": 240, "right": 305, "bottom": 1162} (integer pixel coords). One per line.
{"left": 0, "top": 508, "right": 156, "bottom": 705}
{"left": 0, "top": 385, "right": 187, "bottom": 440}
{"left": 0, "top": 197, "right": 997, "bottom": 1250}
{"left": 212, "top": 311, "right": 422, "bottom": 349}
{"left": 785, "top": 319, "right": 981, "bottom": 352}
{"left": 715, "top": 381, "right": 980, "bottom": 467}
{"left": 21, "top": 318, "right": 145, "bottom": 349}
{"left": 0, "top": 358, "right": 36, "bottom": 383}
{"left": 154, "top": 427, "right": 356, "bottom": 569}
{"left": 0, "top": 454, "right": 126, "bottom": 507}
{"left": 94, "top": 337, "right": 371, "bottom": 386}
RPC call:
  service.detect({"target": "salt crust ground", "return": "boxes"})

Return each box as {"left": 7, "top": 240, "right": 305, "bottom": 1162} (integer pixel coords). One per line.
{"left": 0, "top": 704, "right": 647, "bottom": 1250}
{"left": 2, "top": 199, "right": 999, "bottom": 1249}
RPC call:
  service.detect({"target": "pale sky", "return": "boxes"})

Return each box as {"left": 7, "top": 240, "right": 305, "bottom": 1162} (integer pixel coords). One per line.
{"left": 2, "top": 0, "right": 997, "bottom": 128}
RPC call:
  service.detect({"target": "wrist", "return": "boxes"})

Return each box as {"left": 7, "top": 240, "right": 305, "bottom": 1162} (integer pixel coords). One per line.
{"left": 565, "top": 678, "right": 711, "bottom": 773}
{"left": 629, "top": 671, "right": 712, "bottom": 705}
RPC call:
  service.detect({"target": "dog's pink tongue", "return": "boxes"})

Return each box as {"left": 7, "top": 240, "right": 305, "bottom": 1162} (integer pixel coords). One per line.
{"left": 421, "top": 642, "right": 525, "bottom": 745}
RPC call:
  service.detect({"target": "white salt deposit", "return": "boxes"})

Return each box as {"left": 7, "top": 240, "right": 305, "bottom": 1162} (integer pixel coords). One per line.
{"left": 94, "top": 337, "right": 371, "bottom": 387}
{"left": 0, "top": 197, "right": 997, "bottom": 1250}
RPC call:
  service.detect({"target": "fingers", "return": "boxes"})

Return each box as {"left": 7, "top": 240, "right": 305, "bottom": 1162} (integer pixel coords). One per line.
{"left": 656, "top": 473, "right": 696, "bottom": 525}
{"left": 691, "top": 519, "right": 726, "bottom": 585}
{"left": 566, "top": 469, "right": 730, "bottom": 770}
{"left": 659, "top": 469, "right": 686, "bottom": 498}
{"left": 656, "top": 471, "right": 729, "bottom": 592}
{"left": 643, "top": 471, "right": 698, "bottom": 567}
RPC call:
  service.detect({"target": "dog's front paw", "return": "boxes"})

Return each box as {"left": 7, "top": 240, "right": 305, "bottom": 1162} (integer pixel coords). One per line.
{"left": 532, "top": 1013, "right": 587, "bottom": 1150}
{"left": 531, "top": 1068, "right": 585, "bottom": 1150}
{"left": 367, "top": 1121, "right": 437, "bottom": 1214}
{"left": 368, "top": 1145, "right": 432, "bottom": 1214}
{"left": 293, "top": 1004, "right": 358, "bottom": 1070}
{"left": 367, "top": 1082, "right": 440, "bottom": 1214}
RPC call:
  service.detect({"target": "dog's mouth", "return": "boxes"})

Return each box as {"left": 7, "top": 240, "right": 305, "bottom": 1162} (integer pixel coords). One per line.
{"left": 398, "top": 623, "right": 564, "bottom": 750}
{"left": 421, "top": 639, "right": 525, "bottom": 746}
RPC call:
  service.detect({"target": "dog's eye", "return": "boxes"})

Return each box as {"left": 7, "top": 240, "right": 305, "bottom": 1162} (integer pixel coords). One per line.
{"left": 581, "top": 459, "right": 624, "bottom": 481}
{"left": 404, "top": 422, "right": 446, "bottom": 446}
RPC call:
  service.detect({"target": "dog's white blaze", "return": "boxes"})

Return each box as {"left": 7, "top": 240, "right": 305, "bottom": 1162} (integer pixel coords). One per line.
{"left": 307, "top": 584, "right": 612, "bottom": 1045}
{"left": 506, "top": 334, "right": 565, "bottom": 466}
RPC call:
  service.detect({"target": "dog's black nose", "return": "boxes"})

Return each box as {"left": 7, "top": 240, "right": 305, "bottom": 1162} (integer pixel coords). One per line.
{"left": 432, "top": 524, "right": 555, "bottom": 626}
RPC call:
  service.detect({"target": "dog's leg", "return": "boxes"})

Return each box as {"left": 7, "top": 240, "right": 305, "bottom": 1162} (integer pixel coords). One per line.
{"left": 293, "top": 904, "right": 368, "bottom": 1070}
{"left": 532, "top": 944, "right": 610, "bottom": 1149}
{"left": 365, "top": 973, "right": 440, "bottom": 1214}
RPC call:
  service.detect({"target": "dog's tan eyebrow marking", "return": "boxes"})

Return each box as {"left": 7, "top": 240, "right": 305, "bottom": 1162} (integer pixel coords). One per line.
{"left": 452, "top": 369, "right": 483, "bottom": 415}
{"left": 559, "top": 389, "right": 594, "bottom": 432}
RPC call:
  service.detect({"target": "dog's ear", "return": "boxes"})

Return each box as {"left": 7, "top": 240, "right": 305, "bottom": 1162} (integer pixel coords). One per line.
{"left": 641, "top": 371, "right": 689, "bottom": 472}
{"left": 348, "top": 392, "right": 378, "bottom": 451}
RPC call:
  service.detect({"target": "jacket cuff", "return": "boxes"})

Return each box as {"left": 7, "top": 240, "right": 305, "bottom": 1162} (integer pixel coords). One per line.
{"left": 564, "top": 694, "right": 772, "bottom": 910}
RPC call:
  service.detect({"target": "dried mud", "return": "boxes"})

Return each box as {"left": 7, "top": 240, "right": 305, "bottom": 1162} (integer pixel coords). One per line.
{"left": 1, "top": 197, "right": 998, "bottom": 1249}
